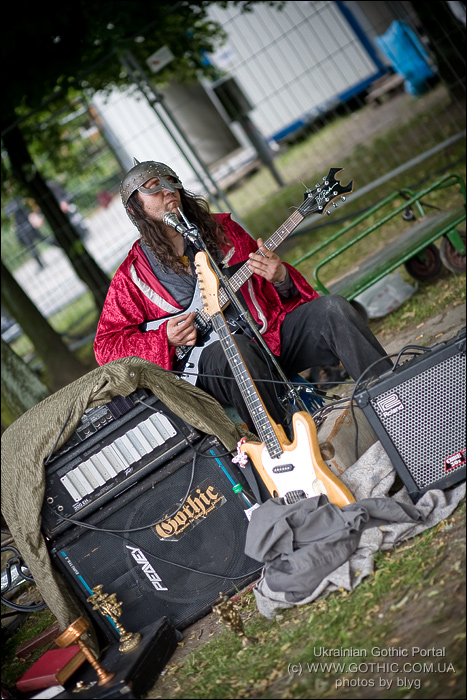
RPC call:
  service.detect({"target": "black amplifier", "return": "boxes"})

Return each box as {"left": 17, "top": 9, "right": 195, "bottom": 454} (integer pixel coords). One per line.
{"left": 42, "top": 390, "right": 202, "bottom": 539}
{"left": 49, "top": 435, "right": 260, "bottom": 640}
{"left": 45, "top": 391, "right": 148, "bottom": 463}
{"left": 355, "top": 327, "right": 466, "bottom": 502}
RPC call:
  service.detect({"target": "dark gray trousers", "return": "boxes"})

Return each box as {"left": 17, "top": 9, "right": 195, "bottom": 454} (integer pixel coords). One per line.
{"left": 197, "top": 295, "right": 391, "bottom": 432}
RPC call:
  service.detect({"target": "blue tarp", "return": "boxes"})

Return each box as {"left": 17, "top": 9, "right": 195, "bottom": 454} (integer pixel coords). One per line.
{"left": 375, "top": 20, "right": 436, "bottom": 96}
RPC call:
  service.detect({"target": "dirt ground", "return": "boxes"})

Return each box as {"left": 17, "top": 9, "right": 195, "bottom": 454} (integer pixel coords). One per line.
{"left": 374, "top": 300, "right": 466, "bottom": 358}
{"left": 147, "top": 301, "right": 466, "bottom": 700}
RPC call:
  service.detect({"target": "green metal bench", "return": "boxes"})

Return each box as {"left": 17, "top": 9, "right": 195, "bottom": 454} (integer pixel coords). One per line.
{"left": 292, "top": 173, "right": 466, "bottom": 302}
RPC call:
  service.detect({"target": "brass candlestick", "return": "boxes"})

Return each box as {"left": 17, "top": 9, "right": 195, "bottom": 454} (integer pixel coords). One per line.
{"left": 87, "top": 585, "right": 142, "bottom": 653}
{"left": 55, "top": 617, "right": 115, "bottom": 686}
{"left": 213, "top": 592, "right": 258, "bottom": 648}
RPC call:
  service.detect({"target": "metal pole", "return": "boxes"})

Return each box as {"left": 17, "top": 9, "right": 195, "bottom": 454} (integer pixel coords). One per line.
{"left": 237, "top": 115, "right": 285, "bottom": 187}
{"left": 121, "top": 51, "right": 245, "bottom": 223}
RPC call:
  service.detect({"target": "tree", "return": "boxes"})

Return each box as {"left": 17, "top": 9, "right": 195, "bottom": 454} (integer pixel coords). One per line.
{"left": 1, "top": 261, "right": 87, "bottom": 392}
{"left": 3, "top": 124, "right": 111, "bottom": 310}
{"left": 1, "top": 1, "right": 230, "bottom": 313}
{"left": 1, "top": 2, "right": 285, "bottom": 384}
{"left": 1, "top": 2, "right": 227, "bottom": 154}
{"left": 0, "top": 1, "right": 236, "bottom": 396}
{"left": 411, "top": 2, "right": 466, "bottom": 103}
{"left": 1, "top": 340, "right": 50, "bottom": 431}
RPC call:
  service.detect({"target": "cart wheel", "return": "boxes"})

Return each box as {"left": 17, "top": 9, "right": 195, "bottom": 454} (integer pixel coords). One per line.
{"left": 404, "top": 244, "right": 441, "bottom": 281}
{"left": 440, "top": 231, "right": 466, "bottom": 274}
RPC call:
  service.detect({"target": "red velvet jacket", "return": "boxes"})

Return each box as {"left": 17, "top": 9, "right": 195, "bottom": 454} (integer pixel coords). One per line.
{"left": 94, "top": 213, "right": 319, "bottom": 369}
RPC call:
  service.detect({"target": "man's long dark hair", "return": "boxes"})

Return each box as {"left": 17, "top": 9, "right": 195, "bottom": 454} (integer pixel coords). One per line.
{"left": 128, "top": 188, "right": 231, "bottom": 273}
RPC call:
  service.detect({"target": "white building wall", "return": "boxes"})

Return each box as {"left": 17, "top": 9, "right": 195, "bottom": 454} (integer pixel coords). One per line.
{"left": 92, "top": 1, "right": 383, "bottom": 193}
{"left": 92, "top": 88, "right": 206, "bottom": 193}
{"left": 206, "top": 1, "right": 378, "bottom": 139}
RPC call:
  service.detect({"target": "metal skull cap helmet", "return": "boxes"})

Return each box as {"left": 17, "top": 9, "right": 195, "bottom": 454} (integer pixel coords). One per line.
{"left": 120, "top": 158, "right": 183, "bottom": 209}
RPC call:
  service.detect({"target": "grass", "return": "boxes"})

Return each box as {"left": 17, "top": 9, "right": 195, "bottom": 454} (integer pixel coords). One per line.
{"left": 152, "top": 502, "right": 466, "bottom": 699}
{"left": 2, "top": 477, "right": 465, "bottom": 698}
{"left": 223, "top": 86, "right": 464, "bottom": 220}
{"left": 1, "top": 606, "right": 57, "bottom": 687}
{"left": 367, "top": 266, "right": 466, "bottom": 340}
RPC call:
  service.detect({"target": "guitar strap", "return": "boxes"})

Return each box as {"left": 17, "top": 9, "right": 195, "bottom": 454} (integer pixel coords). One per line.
{"left": 239, "top": 456, "right": 271, "bottom": 504}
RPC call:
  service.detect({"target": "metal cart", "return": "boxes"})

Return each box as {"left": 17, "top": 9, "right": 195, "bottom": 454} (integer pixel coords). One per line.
{"left": 293, "top": 173, "right": 466, "bottom": 304}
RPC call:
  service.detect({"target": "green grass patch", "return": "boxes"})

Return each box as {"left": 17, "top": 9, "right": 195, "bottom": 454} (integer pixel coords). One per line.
{"left": 152, "top": 503, "right": 465, "bottom": 699}
{"left": 367, "top": 267, "right": 466, "bottom": 340}
{"left": 2, "top": 502, "right": 464, "bottom": 698}
{"left": 1, "top": 607, "right": 57, "bottom": 687}
{"left": 224, "top": 85, "right": 465, "bottom": 222}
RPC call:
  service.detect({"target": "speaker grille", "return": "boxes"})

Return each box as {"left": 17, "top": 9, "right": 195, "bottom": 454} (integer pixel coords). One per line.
{"left": 51, "top": 443, "right": 260, "bottom": 637}
{"left": 370, "top": 352, "right": 465, "bottom": 490}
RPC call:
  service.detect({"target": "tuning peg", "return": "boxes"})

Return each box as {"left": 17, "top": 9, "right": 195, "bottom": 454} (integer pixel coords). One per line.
{"left": 341, "top": 196, "right": 346, "bottom": 202}
{"left": 332, "top": 202, "right": 338, "bottom": 208}
{"left": 326, "top": 210, "right": 332, "bottom": 216}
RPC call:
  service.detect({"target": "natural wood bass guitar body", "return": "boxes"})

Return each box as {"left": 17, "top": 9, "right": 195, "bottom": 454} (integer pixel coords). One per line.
{"left": 239, "top": 410, "right": 355, "bottom": 507}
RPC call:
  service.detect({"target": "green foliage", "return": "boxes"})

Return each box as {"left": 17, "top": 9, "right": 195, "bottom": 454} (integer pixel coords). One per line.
{"left": 0, "top": 1, "right": 286, "bottom": 242}
{"left": 1, "top": 1, "right": 228, "bottom": 205}
{"left": 1, "top": 2, "right": 225, "bottom": 119}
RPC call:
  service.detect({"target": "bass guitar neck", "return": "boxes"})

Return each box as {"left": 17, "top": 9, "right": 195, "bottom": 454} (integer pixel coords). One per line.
{"left": 195, "top": 251, "right": 355, "bottom": 509}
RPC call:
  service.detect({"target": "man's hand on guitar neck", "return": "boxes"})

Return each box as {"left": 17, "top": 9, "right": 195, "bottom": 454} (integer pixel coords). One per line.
{"left": 247, "top": 238, "right": 287, "bottom": 284}
{"left": 167, "top": 312, "right": 197, "bottom": 348}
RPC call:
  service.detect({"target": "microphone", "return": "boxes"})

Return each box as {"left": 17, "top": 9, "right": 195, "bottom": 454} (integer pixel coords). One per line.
{"left": 163, "top": 210, "right": 200, "bottom": 245}
{"left": 163, "top": 212, "right": 185, "bottom": 231}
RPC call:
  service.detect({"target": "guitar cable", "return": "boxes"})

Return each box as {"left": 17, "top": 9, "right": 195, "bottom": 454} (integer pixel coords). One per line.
{"left": 48, "top": 400, "right": 257, "bottom": 536}
{"left": 48, "top": 403, "right": 263, "bottom": 582}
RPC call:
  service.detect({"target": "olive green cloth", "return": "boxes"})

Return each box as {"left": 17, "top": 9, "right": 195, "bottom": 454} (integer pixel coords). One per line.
{"left": 1, "top": 357, "right": 255, "bottom": 655}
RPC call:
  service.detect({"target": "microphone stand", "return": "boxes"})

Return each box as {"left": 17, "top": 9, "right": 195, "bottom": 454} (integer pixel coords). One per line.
{"left": 173, "top": 209, "right": 310, "bottom": 417}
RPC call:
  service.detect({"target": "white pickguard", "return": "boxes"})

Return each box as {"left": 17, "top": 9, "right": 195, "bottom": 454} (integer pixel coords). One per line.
{"left": 143, "top": 284, "right": 217, "bottom": 385}
{"left": 178, "top": 333, "right": 219, "bottom": 385}
{"left": 143, "top": 283, "right": 204, "bottom": 333}
{"left": 258, "top": 418, "right": 328, "bottom": 499}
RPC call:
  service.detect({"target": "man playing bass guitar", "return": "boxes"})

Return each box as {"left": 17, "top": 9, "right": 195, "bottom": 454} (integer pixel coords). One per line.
{"left": 94, "top": 160, "right": 391, "bottom": 434}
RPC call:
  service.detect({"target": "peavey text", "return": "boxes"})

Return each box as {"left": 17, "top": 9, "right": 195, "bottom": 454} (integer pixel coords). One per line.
{"left": 126, "top": 545, "right": 168, "bottom": 591}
